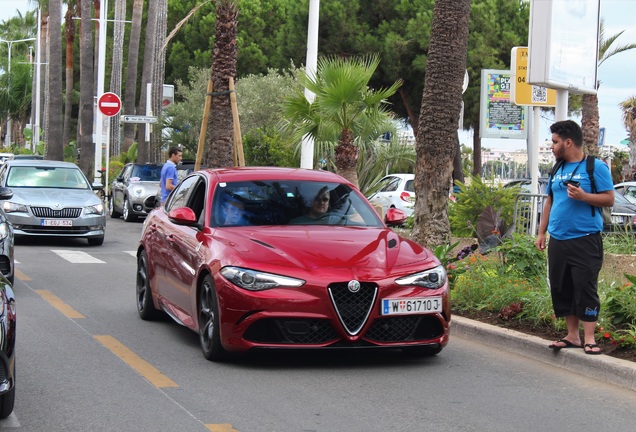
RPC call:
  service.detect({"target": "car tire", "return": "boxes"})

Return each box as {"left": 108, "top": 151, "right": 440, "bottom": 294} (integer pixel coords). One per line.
{"left": 109, "top": 195, "right": 122, "bottom": 218}
{"left": 198, "top": 275, "right": 227, "bottom": 361}
{"left": 136, "top": 250, "right": 162, "bottom": 320}
{"left": 402, "top": 345, "right": 442, "bottom": 358}
{"left": 0, "top": 382, "right": 15, "bottom": 419}
{"left": 87, "top": 236, "right": 104, "bottom": 246}
{"left": 123, "top": 197, "right": 137, "bottom": 222}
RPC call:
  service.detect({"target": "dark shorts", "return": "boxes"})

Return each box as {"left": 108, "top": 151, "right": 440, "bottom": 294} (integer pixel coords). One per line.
{"left": 548, "top": 233, "right": 602, "bottom": 322}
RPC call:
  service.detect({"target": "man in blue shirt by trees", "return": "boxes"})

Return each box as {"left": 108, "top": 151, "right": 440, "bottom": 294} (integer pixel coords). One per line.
{"left": 160, "top": 146, "right": 183, "bottom": 203}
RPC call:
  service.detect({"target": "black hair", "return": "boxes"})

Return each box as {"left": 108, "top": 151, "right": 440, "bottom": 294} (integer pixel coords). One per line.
{"left": 168, "top": 146, "right": 182, "bottom": 157}
{"left": 549, "top": 120, "right": 583, "bottom": 147}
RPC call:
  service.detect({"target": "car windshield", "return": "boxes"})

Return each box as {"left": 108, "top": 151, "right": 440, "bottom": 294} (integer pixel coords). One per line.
{"left": 7, "top": 166, "right": 90, "bottom": 189}
{"left": 131, "top": 165, "right": 162, "bottom": 181}
{"left": 212, "top": 180, "right": 383, "bottom": 227}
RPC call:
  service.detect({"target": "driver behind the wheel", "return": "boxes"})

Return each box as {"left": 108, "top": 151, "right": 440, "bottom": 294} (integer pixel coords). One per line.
{"left": 290, "top": 185, "right": 331, "bottom": 224}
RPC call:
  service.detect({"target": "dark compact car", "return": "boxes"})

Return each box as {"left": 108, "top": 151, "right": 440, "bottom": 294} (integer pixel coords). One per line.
{"left": 0, "top": 187, "right": 15, "bottom": 419}
{"left": 110, "top": 163, "right": 163, "bottom": 222}
{"left": 137, "top": 167, "right": 450, "bottom": 361}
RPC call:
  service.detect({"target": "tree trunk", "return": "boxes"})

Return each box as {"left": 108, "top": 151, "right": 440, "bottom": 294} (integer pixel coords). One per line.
{"left": 78, "top": 0, "right": 95, "bottom": 179}
{"left": 412, "top": 0, "right": 471, "bottom": 248}
{"left": 122, "top": 0, "right": 144, "bottom": 153}
{"left": 581, "top": 93, "right": 600, "bottom": 156}
{"left": 46, "top": 0, "right": 64, "bottom": 160}
{"left": 136, "top": 0, "right": 159, "bottom": 163}
{"left": 150, "top": 0, "right": 168, "bottom": 163}
{"left": 334, "top": 128, "right": 359, "bottom": 187}
{"left": 205, "top": 0, "right": 238, "bottom": 169}
{"left": 472, "top": 122, "right": 481, "bottom": 176}
{"left": 39, "top": 12, "right": 49, "bottom": 144}
{"left": 63, "top": 5, "right": 76, "bottom": 149}
{"left": 109, "top": 0, "right": 126, "bottom": 157}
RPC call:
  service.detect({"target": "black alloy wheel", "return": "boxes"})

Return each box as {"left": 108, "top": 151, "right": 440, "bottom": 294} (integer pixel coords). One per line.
{"left": 136, "top": 250, "right": 161, "bottom": 320}
{"left": 198, "top": 275, "right": 227, "bottom": 361}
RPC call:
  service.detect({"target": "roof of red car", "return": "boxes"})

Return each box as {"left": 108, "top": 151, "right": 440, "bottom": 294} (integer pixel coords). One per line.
{"left": 200, "top": 167, "right": 352, "bottom": 184}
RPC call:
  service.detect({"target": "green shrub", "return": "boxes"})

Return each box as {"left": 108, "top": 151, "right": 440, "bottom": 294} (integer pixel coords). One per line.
{"left": 603, "top": 274, "right": 636, "bottom": 326}
{"left": 495, "top": 233, "right": 547, "bottom": 281}
{"left": 449, "top": 175, "right": 519, "bottom": 237}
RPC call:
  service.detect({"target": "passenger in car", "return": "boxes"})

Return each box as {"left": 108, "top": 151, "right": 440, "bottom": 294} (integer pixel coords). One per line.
{"left": 221, "top": 196, "right": 249, "bottom": 226}
{"left": 290, "top": 186, "right": 331, "bottom": 224}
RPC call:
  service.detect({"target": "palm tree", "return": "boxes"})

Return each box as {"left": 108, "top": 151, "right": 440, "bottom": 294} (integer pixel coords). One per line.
{"left": 412, "top": 0, "right": 471, "bottom": 248}
{"left": 122, "top": 0, "right": 144, "bottom": 153}
{"left": 136, "top": 0, "right": 159, "bottom": 163}
{"left": 281, "top": 55, "right": 402, "bottom": 187}
{"left": 581, "top": 19, "right": 636, "bottom": 156}
{"left": 205, "top": 0, "right": 238, "bottom": 169}
{"left": 63, "top": 2, "right": 77, "bottom": 148}
{"left": 45, "top": 0, "right": 63, "bottom": 160}
{"left": 108, "top": 0, "right": 125, "bottom": 156}
{"left": 0, "top": 62, "right": 33, "bottom": 147}
{"left": 620, "top": 96, "right": 636, "bottom": 168}
{"left": 78, "top": 0, "right": 95, "bottom": 178}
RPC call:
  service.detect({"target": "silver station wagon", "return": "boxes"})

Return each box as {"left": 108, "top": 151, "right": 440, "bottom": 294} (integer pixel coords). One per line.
{"left": 0, "top": 160, "right": 106, "bottom": 246}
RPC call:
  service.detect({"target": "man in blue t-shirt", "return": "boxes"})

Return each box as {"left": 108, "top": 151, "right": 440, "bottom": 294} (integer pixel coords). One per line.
{"left": 536, "top": 120, "right": 614, "bottom": 355}
{"left": 160, "top": 146, "right": 183, "bottom": 203}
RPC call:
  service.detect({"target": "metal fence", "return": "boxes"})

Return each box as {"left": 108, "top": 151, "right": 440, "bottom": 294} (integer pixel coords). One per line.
{"left": 512, "top": 193, "right": 545, "bottom": 236}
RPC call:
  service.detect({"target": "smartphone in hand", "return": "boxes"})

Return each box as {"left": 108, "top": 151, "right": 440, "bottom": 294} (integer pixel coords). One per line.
{"left": 564, "top": 180, "right": 580, "bottom": 188}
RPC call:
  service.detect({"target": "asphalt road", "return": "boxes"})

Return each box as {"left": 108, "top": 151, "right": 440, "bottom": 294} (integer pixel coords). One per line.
{"left": 3, "top": 216, "right": 636, "bottom": 431}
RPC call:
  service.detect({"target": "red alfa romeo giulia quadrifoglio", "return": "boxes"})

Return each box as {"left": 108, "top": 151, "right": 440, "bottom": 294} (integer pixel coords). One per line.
{"left": 136, "top": 167, "right": 450, "bottom": 361}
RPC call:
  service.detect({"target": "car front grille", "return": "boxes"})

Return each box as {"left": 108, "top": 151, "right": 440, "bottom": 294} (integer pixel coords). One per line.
{"left": 244, "top": 319, "right": 338, "bottom": 344}
{"left": 31, "top": 207, "right": 82, "bottom": 218}
{"left": 0, "top": 255, "right": 11, "bottom": 276}
{"left": 365, "top": 315, "right": 444, "bottom": 342}
{"left": 328, "top": 282, "right": 377, "bottom": 336}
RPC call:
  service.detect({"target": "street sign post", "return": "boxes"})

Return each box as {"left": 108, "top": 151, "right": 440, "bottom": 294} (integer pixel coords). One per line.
{"left": 121, "top": 115, "right": 158, "bottom": 124}
{"left": 97, "top": 92, "right": 122, "bottom": 117}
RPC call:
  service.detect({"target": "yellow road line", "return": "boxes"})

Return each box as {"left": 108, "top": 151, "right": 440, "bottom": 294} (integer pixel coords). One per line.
{"left": 205, "top": 425, "right": 239, "bottom": 432}
{"left": 93, "top": 335, "right": 179, "bottom": 388}
{"left": 15, "top": 268, "right": 31, "bottom": 281}
{"left": 35, "top": 290, "right": 85, "bottom": 319}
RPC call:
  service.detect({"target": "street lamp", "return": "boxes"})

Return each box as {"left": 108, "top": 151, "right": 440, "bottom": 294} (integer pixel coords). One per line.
{"left": 0, "top": 37, "right": 37, "bottom": 147}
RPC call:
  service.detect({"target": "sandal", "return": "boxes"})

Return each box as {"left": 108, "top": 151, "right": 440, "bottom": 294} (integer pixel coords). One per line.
{"left": 584, "top": 343, "right": 602, "bottom": 355}
{"left": 548, "top": 339, "right": 582, "bottom": 350}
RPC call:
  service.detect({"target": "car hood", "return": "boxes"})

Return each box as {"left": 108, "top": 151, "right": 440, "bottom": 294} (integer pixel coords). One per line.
{"left": 9, "top": 188, "right": 102, "bottom": 207}
{"left": 213, "top": 226, "right": 433, "bottom": 273}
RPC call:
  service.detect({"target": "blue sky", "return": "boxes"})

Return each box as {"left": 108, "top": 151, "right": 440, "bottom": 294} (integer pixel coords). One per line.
{"left": 2, "top": 0, "right": 635, "bottom": 150}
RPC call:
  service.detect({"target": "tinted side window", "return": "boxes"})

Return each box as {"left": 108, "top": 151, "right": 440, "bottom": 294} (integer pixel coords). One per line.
{"left": 165, "top": 175, "right": 199, "bottom": 211}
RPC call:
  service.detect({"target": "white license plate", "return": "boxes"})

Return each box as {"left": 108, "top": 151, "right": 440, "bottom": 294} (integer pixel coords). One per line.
{"left": 41, "top": 219, "right": 73, "bottom": 227}
{"left": 381, "top": 297, "right": 443, "bottom": 316}
{"left": 611, "top": 215, "right": 626, "bottom": 224}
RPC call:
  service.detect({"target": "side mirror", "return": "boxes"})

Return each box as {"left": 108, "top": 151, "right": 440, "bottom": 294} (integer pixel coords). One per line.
{"left": 385, "top": 207, "right": 407, "bottom": 226}
{"left": 0, "top": 187, "right": 13, "bottom": 201}
{"left": 92, "top": 183, "right": 104, "bottom": 191}
{"left": 168, "top": 207, "right": 198, "bottom": 226}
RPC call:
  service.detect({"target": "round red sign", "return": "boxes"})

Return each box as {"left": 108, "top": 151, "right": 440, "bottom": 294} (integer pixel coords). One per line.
{"left": 97, "top": 92, "right": 122, "bottom": 117}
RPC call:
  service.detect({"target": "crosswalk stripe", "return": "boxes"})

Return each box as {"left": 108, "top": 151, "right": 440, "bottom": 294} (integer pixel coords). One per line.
{"left": 51, "top": 250, "right": 106, "bottom": 264}
{"left": 124, "top": 251, "right": 137, "bottom": 257}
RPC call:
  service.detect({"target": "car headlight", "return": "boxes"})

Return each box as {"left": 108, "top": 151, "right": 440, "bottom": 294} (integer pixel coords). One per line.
{"left": 132, "top": 186, "right": 144, "bottom": 198}
{"left": 85, "top": 203, "right": 104, "bottom": 215}
{"left": 395, "top": 265, "right": 447, "bottom": 289}
{"left": 2, "top": 201, "right": 28, "bottom": 213}
{"left": 220, "top": 266, "right": 305, "bottom": 291}
{"left": 0, "top": 222, "right": 9, "bottom": 241}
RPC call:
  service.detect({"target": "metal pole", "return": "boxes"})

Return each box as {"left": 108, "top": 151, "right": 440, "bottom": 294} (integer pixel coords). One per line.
{"left": 300, "top": 0, "right": 319, "bottom": 169}
{"left": 34, "top": 7, "right": 42, "bottom": 152}
{"left": 94, "top": 0, "right": 108, "bottom": 183}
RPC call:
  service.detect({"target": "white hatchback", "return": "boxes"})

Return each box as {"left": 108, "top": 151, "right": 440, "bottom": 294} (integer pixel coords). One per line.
{"left": 366, "top": 173, "right": 415, "bottom": 216}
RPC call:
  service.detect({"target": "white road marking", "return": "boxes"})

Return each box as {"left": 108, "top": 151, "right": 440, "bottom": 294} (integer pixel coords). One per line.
{"left": 124, "top": 251, "right": 137, "bottom": 257}
{"left": 51, "top": 250, "right": 106, "bottom": 264}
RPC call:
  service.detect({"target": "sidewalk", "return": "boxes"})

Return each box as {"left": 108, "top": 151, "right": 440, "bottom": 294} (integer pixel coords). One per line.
{"left": 452, "top": 316, "right": 636, "bottom": 392}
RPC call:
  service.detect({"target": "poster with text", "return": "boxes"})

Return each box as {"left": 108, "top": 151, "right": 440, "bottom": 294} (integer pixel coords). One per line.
{"left": 479, "top": 69, "right": 528, "bottom": 139}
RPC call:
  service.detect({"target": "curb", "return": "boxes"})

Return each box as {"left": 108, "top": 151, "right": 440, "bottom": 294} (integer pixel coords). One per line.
{"left": 451, "top": 316, "right": 636, "bottom": 392}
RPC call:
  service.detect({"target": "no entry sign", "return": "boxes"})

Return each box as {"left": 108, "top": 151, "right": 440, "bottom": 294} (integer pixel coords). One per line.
{"left": 97, "top": 92, "right": 122, "bottom": 117}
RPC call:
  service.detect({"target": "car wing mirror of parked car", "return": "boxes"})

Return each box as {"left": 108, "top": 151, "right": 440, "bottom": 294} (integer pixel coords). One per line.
{"left": 0, "top": 187, "right": 13, "bottom": 201}
{"left": 385, "top": 207, "right": 407, "bottom": 226}
{"left": 168, "top": 207, "right": 198, "bottom": 226}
